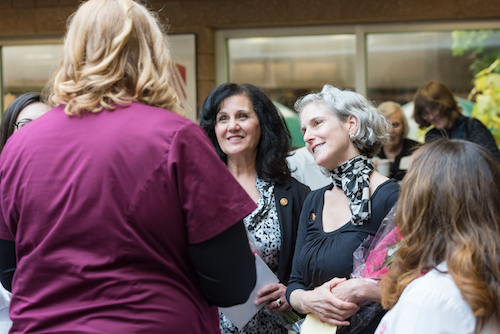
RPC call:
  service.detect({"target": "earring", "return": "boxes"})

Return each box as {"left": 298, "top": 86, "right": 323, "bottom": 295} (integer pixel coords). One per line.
{"left": 349, "top": 133, "right": 355, "bottom": 141}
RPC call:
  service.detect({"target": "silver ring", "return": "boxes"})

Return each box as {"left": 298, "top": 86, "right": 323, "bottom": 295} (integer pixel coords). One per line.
{"left": 276, "top": 298, "right": 282, "bottom": 307}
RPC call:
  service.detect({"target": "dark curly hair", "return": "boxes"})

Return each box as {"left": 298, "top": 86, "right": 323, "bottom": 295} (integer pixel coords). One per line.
{"left": 0, "top": 92, "right": 43, "bottom": 154}
{"left": 199, "top": 83, "right": 291, "bottom": 184}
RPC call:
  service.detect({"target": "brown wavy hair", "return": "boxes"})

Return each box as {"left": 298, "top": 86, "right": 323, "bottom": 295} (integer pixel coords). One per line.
{"left": 48, "top": 0, "right": 183, "bottom": 116}
{"left": 380, "top": 139, "right": 500, "bottom": 332}
{"left": 412, "top": 80, "right": 461, "bottom": 129}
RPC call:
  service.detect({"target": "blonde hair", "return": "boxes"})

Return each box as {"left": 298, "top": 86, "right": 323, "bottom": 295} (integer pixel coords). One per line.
{"left": 380, "top": 139, "right": 500, "bottom": 333}
{"left": 49, "top": 0, "right": 183, "bottom": 116}
{"left": 377, "top": 101, "right": 409, "bottom": 138}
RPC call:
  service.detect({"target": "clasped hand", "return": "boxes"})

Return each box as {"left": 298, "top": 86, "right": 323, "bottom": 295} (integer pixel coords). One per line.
{"left": 302, "top": 278, "right": 360, "bottom": 327}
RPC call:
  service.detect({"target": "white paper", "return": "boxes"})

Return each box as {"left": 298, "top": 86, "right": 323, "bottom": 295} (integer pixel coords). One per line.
{"left": 399, "top": 155, "right": 412, "bottom": 170}
{"left": 301, "top": 313, "right": 337, "bottom": 334}
{"left": 219, "top": 255, "right": 279, "bottom": 329}
{"left": 0, "top": 286, "right": 11, "bottom": 334}
{"left": 376, "top": 158, "right": 391, "bottom": 177}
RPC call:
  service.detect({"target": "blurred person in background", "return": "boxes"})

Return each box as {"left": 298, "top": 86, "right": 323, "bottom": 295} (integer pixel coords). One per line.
{"left": 377, "top": 139, "right": 500, "bottom": 334}
{"left": 287, "top": 85, "right": 399, "bottom": 334}
{"left": 376, "top": 101, "right": 420, "bottom": 181}
{"left": 413, "top": 80, "right": 500, "bottom": 162}
{"left": 200, "top": 83, "right": 310, "bottom": 334}
{"left": 0, "top": 92, "right": 50, "bottom": 153}
{"left": 287, "top": 146, "right": 332, "bottom": 191}
{"left": 0, "top": 1, "right": 256, "bottom": 333}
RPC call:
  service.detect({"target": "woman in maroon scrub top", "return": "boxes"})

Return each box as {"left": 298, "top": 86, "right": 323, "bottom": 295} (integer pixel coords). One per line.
{"left": 0, "top": 1, "right": 256, "bottom": 333}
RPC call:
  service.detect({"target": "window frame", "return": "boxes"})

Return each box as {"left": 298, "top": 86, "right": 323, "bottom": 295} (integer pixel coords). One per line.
{"left": 215, "top": 20, "right": 500, "bottom": 97}
{"left": 0, "top": 34, "right": 199, "bottom": 121}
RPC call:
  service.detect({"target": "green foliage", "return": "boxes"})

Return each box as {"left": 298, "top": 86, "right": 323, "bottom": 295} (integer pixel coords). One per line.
{"left": 452, "top": 30, "right": 492, "bottom": 56}
{"left": 452, "top": 30, "right": 500, "bottom": 76}
{"left": 469, "top": 60, "right": 500, "bottom": 147}
{"left": 453, "top": 29, "right": 500, "bottom": 147}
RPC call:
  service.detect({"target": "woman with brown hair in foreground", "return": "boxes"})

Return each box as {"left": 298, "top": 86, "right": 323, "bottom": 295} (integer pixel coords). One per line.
{"left": 376, "top": 139, "right": 500, "bottom": 334}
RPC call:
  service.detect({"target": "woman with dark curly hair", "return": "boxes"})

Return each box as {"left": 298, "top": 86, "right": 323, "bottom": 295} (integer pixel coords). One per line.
{"left": 377, "top": 139, "right": 500, "bottom": 334}
{"left": 200, "top": 83, "right": 310, "bottom": 334}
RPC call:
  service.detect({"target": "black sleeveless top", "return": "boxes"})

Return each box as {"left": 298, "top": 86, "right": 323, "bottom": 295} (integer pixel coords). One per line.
{"left": 287, "top": 179, "right": 399, "bottom": 294}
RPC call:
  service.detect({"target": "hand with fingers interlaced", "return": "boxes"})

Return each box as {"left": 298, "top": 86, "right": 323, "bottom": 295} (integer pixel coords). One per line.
{"left": 288, "top": 278, "right": 360, "bottom": 327}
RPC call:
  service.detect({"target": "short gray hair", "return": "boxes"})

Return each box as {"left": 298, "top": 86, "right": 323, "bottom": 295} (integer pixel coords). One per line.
{"left": 295, "top": 85, "right": 389, "bottom": 158}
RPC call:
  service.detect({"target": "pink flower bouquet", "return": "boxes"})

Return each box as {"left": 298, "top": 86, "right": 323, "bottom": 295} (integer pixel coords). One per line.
{"left": 352, "top": 206, "right": 403, "bottom": 281}
{"left": 340, "top": 206, "right": 403, "bottom": 334}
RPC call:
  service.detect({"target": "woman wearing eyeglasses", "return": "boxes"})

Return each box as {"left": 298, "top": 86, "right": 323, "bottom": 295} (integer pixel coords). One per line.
{"left": 0, "top": 92, "right": 49, "bottom": 333}
{"left": 412, "top": 80, "right": 500, "bottom": 162}
{"left": 0, "top": 92, "right": 50, "bottom": 153}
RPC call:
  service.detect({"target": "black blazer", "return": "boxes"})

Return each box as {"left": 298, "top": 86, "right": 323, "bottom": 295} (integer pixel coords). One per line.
{"left": 274, "top": 177, "right": 310, "bottom": 284}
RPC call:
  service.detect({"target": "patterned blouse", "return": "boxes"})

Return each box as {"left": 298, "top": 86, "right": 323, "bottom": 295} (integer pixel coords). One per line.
{"left": 219, "top": 177, "right": 287, "bottom": 334}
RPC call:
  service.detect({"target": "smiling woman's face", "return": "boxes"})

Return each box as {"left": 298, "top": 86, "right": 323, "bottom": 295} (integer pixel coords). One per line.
{"left": 14, "top": 102, "right": 50, "bottom": 133}
{"left": 300, "top": 102, "right": 358, "bottom": 170}
{"left": 214, "top": 94, "right": 261, "bottom": 160}
{"left": 386, "top": 111, "right": 404, "bottom": 149}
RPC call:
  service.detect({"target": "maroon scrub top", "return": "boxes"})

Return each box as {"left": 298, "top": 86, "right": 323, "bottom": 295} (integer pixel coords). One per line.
{"left": 0, "top": 102, "right": 256, "bottom": 333}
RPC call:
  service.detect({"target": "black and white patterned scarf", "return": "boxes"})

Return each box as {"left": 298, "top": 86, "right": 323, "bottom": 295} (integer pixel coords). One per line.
{"left": 331, "top": 155, "right": 374, "bottom": 226}
{"left": 244, "top": 177, "right": 275, "bottom": 233}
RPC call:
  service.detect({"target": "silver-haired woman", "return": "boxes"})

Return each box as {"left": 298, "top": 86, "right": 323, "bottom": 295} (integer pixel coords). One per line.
{"left": 286, "top": 85, "right": 400, "bottom": 334}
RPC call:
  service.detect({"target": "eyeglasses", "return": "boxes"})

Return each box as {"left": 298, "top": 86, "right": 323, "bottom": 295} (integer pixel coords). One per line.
{"left": 13, "top": 118, "right": 33, "bottom": 130}
{"left": 421, "top": 108, "right": 439, "bottom": 122}
{"left": 390, "top": 122, "right": 401, "bottom": 129}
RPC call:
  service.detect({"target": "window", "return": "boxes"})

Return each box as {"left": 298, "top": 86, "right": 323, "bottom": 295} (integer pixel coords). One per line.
{"left": 218, "top": 22, "right": 500, "bottom": 142}
{"left": 1, "top": 34, "right": 198, "bottom": 120}
{"left": 1, "top": 43, "right": 62, "bottom": 111}
{"left": 366, "top": 30, "right": 500, "bottom": 105}
{"left": 218, "top": 22, "right": 500, "bottom": 105}
{"left": 228, "top": 35, "right": 356, "bottom": 110}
